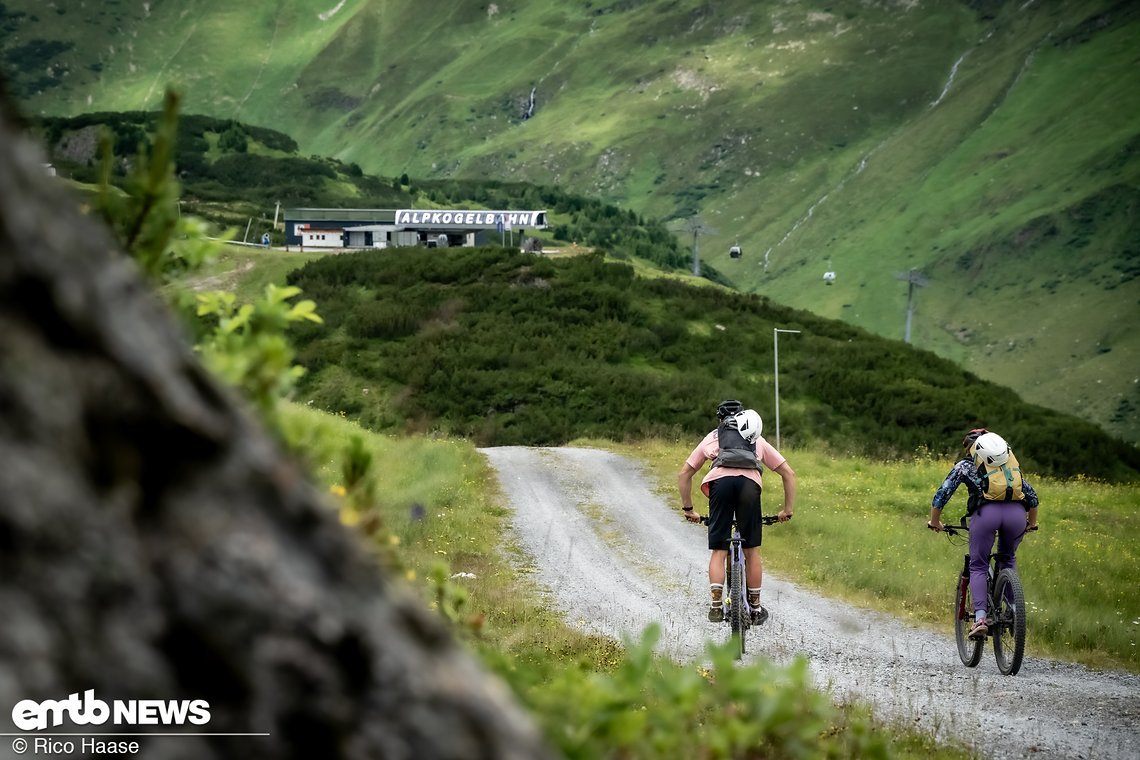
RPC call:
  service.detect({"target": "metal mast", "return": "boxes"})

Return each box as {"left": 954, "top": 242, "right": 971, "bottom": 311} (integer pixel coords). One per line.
{"left": 894, "top": 268, "right": 929, "bottom": 343}
{"left": 670, "top": 216, "right": 718, "bottom": 277}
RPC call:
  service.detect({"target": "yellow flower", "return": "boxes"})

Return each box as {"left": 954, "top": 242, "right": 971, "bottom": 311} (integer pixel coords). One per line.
{"left": 405, "top": 569, "right": 416, "bottom": 581}
{"left": 329, "top": 484, "right": 347, "bottom": 497}
{"left": 388, "top": 534, "right": 401, "bottom": 546}
{"left": 339, "top": 507, "right": 359, "bottom": 526}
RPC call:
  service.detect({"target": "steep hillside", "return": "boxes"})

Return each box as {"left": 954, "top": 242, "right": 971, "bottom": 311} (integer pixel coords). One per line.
{"left": 721, "top": 1, "right": 1140, "bottom": 446}
{"left": 3, "top": 0, "right": 1137, "bottom": 441}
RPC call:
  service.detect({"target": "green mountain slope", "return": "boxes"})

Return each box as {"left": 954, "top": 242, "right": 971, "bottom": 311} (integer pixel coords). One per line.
{"left": 4, "top": 0, "right": 1137, "bottom": 441}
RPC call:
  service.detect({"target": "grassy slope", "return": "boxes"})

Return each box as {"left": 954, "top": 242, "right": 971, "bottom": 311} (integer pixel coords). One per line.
{"left": 728, "top": 5, "right": 1140, "bottom": 441}
{"left": 6, "top": 0, "right": 1138, "bottom": 441}
{"left": 177, "top": 247, "right": 324, "bottom": 302}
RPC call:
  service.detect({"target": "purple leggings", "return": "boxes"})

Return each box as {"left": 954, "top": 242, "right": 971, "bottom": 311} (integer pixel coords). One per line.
{"left": 968, "top": 501, "right": 1027, "bottom": 615}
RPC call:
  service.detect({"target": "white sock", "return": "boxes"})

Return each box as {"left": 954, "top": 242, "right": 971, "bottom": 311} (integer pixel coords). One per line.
{"left": 975, "top": 610, "right": 986, "bottom": 623}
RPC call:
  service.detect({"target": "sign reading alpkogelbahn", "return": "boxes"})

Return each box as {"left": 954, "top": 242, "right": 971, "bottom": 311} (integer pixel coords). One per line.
{"left": 395, "top": 209, "right": 546, "bottom": 230}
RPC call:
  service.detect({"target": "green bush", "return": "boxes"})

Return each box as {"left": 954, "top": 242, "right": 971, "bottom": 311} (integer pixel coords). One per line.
{"left": 217, "top": 124, "right": 248, "bottom": 153}
{"left": 287, "top": 247, "right": 1140, "bottom": 480}
{"left": 514, "top": 625, "right": 887, "bottom": 760}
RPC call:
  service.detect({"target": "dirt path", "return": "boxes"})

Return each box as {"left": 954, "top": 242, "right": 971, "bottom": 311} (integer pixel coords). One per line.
{"left": 183, "top": 259, "right": 256, "bottom": 292}
{"left": 480, "top": 446, "right": 1140, "bottom": 759}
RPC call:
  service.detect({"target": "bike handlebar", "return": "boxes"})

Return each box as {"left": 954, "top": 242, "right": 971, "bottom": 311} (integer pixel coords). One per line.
{"left": 929, "top": 516, "right": 1039, "bottom": 537}
{"left": 698, "top": 514, "right": 788, "bottom": 526}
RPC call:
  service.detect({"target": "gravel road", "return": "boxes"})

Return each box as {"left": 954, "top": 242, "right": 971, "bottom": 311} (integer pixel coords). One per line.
{"left": 480, "top": 446, "right": 1140, "bottom": 760}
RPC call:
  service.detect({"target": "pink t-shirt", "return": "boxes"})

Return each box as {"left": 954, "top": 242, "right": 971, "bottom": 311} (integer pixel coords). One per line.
{"left": 685, "top": 430, "right": 787, "bottom": 498}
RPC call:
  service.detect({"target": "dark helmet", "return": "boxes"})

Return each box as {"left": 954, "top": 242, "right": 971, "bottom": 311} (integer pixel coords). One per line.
{"left": 716, "top": 399, "right": 744, "bottom": 421}
{"left": 962, "top": 427, "right": 988, "bottom": 450}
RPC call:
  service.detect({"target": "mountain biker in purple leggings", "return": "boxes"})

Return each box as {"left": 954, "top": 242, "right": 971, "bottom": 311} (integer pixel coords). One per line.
{"left": 928, "top": 428, "right": 1039, "bottom": 639}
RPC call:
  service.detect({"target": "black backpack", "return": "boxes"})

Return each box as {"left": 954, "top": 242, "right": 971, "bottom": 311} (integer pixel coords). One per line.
{"left": 712, "top": 417, "right": 761, "bottom": 470}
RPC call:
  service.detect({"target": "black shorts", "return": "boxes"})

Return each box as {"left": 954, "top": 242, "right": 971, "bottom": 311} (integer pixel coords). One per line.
{"left": 707, "top": 476, "right": 762, "bottom": 550}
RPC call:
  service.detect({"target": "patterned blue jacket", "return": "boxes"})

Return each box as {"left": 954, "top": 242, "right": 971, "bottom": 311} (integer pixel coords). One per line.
{"left": 932, "top": 458, "right": 1039, "bottom": 512}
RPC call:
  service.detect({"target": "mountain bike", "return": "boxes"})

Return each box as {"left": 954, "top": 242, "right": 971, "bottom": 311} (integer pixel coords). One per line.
{"left": 938, "top": 516, "right": 1034, "bottom": 675}
{"left": 700, "top": 514, "right": 785, "bottom": 659}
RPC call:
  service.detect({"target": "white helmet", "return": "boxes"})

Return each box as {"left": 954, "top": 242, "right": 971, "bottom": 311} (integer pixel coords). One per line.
{"left": 734, "top": 409, "right": 763, "bottom": 443}
{"left": 972, "top": 432, "right": 1010, "bottom": 467}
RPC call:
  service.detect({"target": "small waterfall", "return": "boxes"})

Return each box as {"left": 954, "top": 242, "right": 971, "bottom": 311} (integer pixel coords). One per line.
{"left": 524, "top": 87, "right": 537, "bottom": 120}
{"left": 930, "top": 50, "right": 971, "bottom": 108}
{"left": 759, "top": 140, "right": 885, "bottom": 272}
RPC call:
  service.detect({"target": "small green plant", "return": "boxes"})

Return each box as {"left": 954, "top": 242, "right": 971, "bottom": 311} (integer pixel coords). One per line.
{"left": 522, "top": 624, "right": 888, "bottom": 760}
{"left": 194, "top": 284, "right": 323, "bottom": 417}
{"left": 340, "top": 434, "right": 375, "bottom": 498}
{"left": 92, "top": 89, "right": 218, "bottom": 283}
{"left": 427, "top": 561, "right": 474, "bottom": 629}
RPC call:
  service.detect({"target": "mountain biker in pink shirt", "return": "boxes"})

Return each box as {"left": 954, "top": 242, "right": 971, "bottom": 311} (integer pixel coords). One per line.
{"left": 678, "top": 400, "right": 796, "bottom": 625}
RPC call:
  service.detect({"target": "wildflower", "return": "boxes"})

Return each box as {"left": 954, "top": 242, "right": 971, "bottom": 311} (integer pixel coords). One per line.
{"left": 329, "top": 484, "right": 347, "bottom": 497}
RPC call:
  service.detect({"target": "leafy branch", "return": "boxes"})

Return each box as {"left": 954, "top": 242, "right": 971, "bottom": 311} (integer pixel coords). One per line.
{"left": 195, "top": 284, "right": 323, "bottom": 417}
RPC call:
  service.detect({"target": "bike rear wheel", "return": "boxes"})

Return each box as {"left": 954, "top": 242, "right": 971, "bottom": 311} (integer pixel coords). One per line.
{"left": 728, "top": 555, "right": 747, "bottom": 659}
{"left": 992, "top": 568, "right": 1026, "bottom": 676}
{"left": 954, "top": 573, "right": 983, "bottom": 667}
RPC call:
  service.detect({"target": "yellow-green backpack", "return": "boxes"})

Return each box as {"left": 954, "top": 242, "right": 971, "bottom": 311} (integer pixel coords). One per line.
{"left": 971, "top": 445, "right": 1025, "bottom": 503}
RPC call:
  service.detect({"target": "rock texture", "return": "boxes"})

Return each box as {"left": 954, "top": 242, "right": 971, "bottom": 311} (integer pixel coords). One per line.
{"left": 0, "top": 89, "right": 551, "bottom": 760}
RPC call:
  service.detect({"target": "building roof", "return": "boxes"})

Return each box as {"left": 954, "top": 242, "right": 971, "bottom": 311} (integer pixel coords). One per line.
{"left": 286, "top": 208, "right": 397, "bottom": 223}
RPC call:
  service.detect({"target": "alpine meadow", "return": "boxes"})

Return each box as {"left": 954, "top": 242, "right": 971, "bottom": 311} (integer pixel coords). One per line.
{"left": 3, "top": 0, "right": 1138, "bottom": 442}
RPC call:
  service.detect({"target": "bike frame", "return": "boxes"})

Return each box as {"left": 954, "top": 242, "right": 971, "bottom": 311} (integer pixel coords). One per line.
{"left": 943, "top": 517, "right": 1028, "bottom": 675}
{"left": 702, "top": 514, "right": 782, "bottom": 660}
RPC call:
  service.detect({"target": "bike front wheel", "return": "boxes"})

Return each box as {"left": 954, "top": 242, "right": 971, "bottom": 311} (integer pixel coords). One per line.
{"left": 992, "top": 568, "right": 1026, "bottom": 676}
{"left": 954, "top": 574, "right": 983, "bottom": 667}
{"left": 728, "top": 558, "right": 747, "bottom": 659}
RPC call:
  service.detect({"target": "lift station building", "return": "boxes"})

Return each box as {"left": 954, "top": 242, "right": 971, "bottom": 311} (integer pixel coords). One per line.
{"left": 284, "top": 207, "right": 548, "bottom": 250}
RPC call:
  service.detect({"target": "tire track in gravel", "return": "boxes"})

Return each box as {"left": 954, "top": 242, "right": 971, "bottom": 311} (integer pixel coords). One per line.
{"left": 480, "top": 446, "right": 1140, "bottom": 760}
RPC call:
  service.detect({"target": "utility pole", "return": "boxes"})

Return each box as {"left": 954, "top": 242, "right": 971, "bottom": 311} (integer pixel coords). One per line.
{"left": 669, "top": 216, "right": 718, "bottom": 277}
{"left": 689, "top": 220, "right": 702, "bottom": 276}
{"left": 773, "top": 327, "right": 801, "bottom": 450}
{"left": 894, "top": 268, "right": 929, "bottom": 344}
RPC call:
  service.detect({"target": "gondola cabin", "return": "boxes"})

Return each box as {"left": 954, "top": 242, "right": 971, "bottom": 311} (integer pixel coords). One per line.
{"left": 823, "top": 271, "right": 837, "bottom": 284}
{"left": 729, "top": 244, "right": 742, "bottom": 259}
